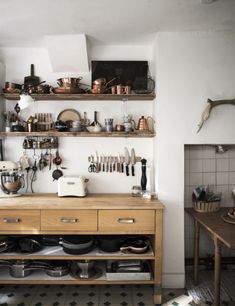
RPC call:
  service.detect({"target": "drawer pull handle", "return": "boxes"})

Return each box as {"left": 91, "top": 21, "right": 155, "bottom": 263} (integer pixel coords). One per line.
{"left": 60, "top": 218, "right": 79, "bottom": 223}
{"left": 2, "top": 218, "right": 21, "bottom": 223}
{"left": 118, "top": 218, "right": 135, "bottom": 224}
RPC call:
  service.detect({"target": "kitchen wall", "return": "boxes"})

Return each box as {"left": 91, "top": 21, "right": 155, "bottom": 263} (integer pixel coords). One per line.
{"left": 0, "top": 45, "right": 155, "bottom": 194}
{"left": 155, "top": 31, "right": 235, "bottom": 287}
{"left": 1, "top": 31, "right": 235, "bottom": 289}
{"left": 185, "top": 144, "right": 235, "bottom": 258}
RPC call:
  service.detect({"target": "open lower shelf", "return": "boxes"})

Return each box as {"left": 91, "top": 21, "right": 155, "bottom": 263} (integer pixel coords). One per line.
{"left": 0, "top": 131, "right": 155, "bottom": 138}
{"left": 0, "top": 246, "right": 155, "bottom": 260}
{"left": 0, "top": 265, "right": 153, "bottom": 284}
{"left": 2, "top": 93, "right": 156, "bottom": 101}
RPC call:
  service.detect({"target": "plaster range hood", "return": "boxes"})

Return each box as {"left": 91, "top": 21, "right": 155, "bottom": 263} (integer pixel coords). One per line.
{"left": 45, "top": 34, "right": 89, "bottom": 73}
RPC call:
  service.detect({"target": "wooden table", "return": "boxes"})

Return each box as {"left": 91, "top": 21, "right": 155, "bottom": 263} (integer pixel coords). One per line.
{"left": 185, "top": 208, "right": 235, "bottom": 306}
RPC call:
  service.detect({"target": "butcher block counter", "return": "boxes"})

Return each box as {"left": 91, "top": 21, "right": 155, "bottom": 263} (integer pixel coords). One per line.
{"left": 0, "top": 193, "right": 164, "bottom": 304}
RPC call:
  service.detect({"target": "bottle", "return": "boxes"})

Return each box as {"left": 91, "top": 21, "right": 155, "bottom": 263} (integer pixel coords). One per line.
{"left": 90, "top": 111, "right": 98, "bottom": 126}
{"left": 141, "top": 158, "right": 147, "bottom": 191}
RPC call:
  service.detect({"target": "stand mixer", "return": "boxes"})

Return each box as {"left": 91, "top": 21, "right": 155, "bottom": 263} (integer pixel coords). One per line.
{"left": 0, "top": 161, "right": 24, "bottom": 197}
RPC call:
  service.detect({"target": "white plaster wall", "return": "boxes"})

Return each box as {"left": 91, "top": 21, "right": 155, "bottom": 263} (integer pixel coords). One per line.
{"left": 0, "top": 45, "right": 155, "bottom": 194}
{"left": 0, "top": 62, "right": 6, "bottom": 131}
{"left": 155, "top": 31, "right": 235, "bottom": 287}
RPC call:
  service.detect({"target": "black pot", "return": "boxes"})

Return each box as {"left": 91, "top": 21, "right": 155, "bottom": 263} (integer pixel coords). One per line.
{"left": 18, "top": 238, "right": 42, "bottom": 253}
{"left": 0, "top": 237, "right": 17, "bottom": 253}
{"left": 98, "top": 235, "right": 124, "bottom": 252}
{"left": 62, "top": 236, "right": 94, "bottom": 255}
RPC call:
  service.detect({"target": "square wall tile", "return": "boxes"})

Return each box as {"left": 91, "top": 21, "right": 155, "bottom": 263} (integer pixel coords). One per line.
{"left": 216, "top": 149, "right": 229, "bottom": 159}
{"left": 229, "top": 158, "right": 235, "bottom": 171}
{"left": 202, "top": 146, "right": 216, "bottom": 159}
{"left": 202, "top": 159, "right": 216, "bottom": 173}
{"left": 185, "top": 159, "right": 190, "bottom": 173}
{"left": 216, "top": 158, "right": 229, "bottom": 172}
{"left": 216, "top": 172, "right": 229, "bottom": 185}
{"left": 228, "top": 146, "right": 235, "bottom": 158}
{"left": 229, "top": 172, "right": 235, "bottom": 184}
{"left": 189, "top": 146, "right": 203, "bottom": 159}
{"left": 184, "top": 145, "right": 190, "bottom": 160}
{"left": 189, "top": 172, "right": 203, "bottom": 186}
{"left": 202, "top": 173, "right": 216, "bottom": 186}
{"left": 190, "top": 159, "right": 203, "bottom": 173}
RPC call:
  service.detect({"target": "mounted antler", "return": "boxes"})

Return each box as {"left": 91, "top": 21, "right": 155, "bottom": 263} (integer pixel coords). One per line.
{"left": 197, "top": 98, "right": 235, "bottom": 133}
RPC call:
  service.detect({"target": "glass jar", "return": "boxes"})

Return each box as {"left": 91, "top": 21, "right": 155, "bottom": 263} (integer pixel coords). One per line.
{"left": 132, "top": 185, "right": 142, "bottom": 197}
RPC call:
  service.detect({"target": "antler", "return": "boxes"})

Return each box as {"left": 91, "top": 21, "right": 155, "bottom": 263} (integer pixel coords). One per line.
{"left": 197, "top": 98, "right": 235, "bottom": 133}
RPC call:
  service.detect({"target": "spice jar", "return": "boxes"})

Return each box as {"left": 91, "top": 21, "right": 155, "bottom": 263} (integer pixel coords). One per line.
{"left": 132, "top": 186, "right": 142, "bottom": 197}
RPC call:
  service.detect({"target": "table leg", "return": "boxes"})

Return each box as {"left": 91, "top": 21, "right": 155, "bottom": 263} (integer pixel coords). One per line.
{"left": 214, "top": 237, "right": 221, "bottom": 306}
{"left": 194, "top": 220, "right": 199, "bottom": 285}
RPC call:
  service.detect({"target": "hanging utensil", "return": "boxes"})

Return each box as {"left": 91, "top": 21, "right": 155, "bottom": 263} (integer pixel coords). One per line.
{"left": 130, "top": 148, "right": 136, "bottom": 176}
{"left": 124, "top": 147, "right": 130, "bottom": 176}
{"left": 53, "top": 150, "right": 62, "bottom": 166}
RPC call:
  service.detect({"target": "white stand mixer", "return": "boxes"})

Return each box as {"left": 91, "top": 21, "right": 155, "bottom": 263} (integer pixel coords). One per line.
{"left": 0, "top": 161, "right": 23, "bottom": 197}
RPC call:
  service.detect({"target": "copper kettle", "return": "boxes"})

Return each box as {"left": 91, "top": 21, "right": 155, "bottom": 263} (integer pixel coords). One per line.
{"left": 137, "top": 116, "right": 154, "bottom": 131}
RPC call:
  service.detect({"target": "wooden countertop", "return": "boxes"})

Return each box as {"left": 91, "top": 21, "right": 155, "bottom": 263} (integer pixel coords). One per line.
{"left": 0, "top": 193, "right": 164, "bottom": 210}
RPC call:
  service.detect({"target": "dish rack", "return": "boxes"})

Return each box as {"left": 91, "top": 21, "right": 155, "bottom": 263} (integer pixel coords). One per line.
{"left": 193, "top": 200, "right": 221, "bottom": 213}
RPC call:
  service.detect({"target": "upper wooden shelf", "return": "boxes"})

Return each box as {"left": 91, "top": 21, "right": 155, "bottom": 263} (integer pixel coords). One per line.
{"left": 2, "top": 93, "right": 155, "bottom": 101}
{"left": 0, "top": 131, "right": 155, "bottom": 138}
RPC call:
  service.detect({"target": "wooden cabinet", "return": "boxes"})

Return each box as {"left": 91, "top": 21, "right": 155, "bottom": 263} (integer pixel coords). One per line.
{"left": 0, "top": 210, "right": 40, "bottom": 232}
{"left": 41, "top": 209, "right": 98, "bottom": 232}
{"left": 0, "top": 193, "right": 164, "bottom": 305}
{"left": 98, "top": 209, "right": 155, "bottom": 233}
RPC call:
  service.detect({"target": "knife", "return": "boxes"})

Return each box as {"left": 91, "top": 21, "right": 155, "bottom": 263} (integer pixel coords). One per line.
{"left": 130, "top": 148, "right": 136, "bottom": 176}
{"left": 124, "top": 147, "right": 130, "bottom": 176}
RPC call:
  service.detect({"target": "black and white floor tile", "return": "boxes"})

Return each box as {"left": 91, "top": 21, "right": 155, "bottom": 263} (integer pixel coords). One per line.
{"left": 0, "top": 269, "right": 234, "bottom": 306}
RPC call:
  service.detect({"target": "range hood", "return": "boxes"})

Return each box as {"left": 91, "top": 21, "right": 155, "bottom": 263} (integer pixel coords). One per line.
{"left": 45, "top": 34, "right": 89, "bottom": 73}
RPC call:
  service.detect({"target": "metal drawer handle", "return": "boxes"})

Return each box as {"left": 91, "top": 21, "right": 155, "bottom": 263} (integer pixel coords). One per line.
{"left": 2, "top": 218, "right": 21, "bottom": 223}
{"left": 117, "top": 218, "right": 135, "bottom": 224}
{"left": 60, "top": 218, "right": 79, "bottom": 223}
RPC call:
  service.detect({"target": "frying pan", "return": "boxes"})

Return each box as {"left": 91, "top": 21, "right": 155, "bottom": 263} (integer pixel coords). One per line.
{"left": 24, "top": 64, "right": 40, "bottom": 90}
{"left": 52, "top": 169, "right": 63, "bottom": 181}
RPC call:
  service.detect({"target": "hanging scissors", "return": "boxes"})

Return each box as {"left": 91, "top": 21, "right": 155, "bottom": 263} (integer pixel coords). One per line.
{"left": 88, "top": 155, "right": 97, "bottom": 173}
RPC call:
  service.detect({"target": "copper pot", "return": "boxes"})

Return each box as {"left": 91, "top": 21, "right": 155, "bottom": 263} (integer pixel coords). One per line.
{"left": 57, "top": 77, "right": 83, "bottom": 88}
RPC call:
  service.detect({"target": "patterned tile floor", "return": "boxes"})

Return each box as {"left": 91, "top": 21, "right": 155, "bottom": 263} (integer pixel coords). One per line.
{"left": 0, "top": 269, "right": 234, "bottom": 306}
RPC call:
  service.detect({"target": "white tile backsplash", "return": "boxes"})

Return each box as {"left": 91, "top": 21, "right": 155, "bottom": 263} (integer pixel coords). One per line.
{"left": 184, "top": 144, "right": 235, "bottom": 259}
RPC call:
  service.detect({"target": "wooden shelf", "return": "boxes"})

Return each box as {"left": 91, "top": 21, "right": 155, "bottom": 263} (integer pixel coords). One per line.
{"left": 2, "top": 93, "right": 155, "bottom": 101}
{"left": 0, "top": 131, "right": 155, "bottom": 138}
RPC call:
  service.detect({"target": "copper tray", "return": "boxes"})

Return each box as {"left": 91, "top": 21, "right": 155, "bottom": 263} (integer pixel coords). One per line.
{"left": 53, "top": 87, "right": 84, "bottom": 94}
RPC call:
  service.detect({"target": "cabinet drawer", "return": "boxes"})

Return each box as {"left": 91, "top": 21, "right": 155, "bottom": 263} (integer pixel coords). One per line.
{"left": 98, "top": 210, "right": 155, "bottom": 233}
{"left": 0, "top": 210, "right": 40, "bottom": 232}
{"left": 41, "top": 210, "right": 98, "bottom": 231}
